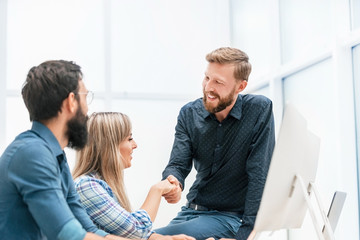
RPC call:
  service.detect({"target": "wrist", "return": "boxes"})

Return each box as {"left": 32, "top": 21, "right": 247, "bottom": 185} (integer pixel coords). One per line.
{"left": 150, "top": 184, "right": 163, "bottom": 195}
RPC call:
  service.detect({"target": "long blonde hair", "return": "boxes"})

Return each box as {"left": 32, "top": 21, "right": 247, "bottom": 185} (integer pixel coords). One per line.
{"left": 73, "top": 112, "right": 132, "bottom": 211}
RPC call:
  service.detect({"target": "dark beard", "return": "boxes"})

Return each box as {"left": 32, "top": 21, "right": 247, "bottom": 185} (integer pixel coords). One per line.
{"left": 66, "top": 107, "right": 89, "bottom": 150}
{"left": 203, "top": 88, "right": 235, "bottom": 114}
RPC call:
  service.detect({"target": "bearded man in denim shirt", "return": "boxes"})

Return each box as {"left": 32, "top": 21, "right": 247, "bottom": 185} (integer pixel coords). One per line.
{"left": 0, "top": 60, "right": 126, "bottom": 240}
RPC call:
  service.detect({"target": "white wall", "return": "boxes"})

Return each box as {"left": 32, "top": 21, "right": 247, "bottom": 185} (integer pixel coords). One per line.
{"left": 1, "top": 0, "right": 231, "bottom": 229}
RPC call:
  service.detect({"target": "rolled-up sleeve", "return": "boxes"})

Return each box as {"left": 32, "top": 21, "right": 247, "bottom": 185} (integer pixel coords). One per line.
{"left": 8, "top": 144, "right": 86, "bottom": 240}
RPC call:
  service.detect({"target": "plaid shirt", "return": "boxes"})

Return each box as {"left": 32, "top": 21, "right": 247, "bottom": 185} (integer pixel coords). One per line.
{"left": 74, "top": 173, "right": 153, "bottom": 239}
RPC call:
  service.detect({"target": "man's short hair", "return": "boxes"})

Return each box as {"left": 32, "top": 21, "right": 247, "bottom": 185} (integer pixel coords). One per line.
{"left": 206, "top": 47, "right": 252, "bottom": 82}
{"left": 22, "top": 60, "right": 83, "bottom": 121}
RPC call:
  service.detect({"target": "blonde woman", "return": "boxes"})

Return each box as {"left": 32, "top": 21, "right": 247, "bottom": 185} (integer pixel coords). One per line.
{"left": 73, "top": 112, "right": 178, "bottom": 239}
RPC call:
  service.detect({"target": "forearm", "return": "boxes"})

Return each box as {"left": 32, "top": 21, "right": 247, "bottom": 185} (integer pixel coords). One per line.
{"left": 162, "top": 113, "right": 193, "bottom": 188}
{"left": 140, "top": 185, "right": 163, "bottom": 222}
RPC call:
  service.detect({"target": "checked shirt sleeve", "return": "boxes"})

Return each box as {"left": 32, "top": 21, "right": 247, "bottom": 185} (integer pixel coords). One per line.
{"left": 75, "top": 176, "right": 152, "bottom": 239}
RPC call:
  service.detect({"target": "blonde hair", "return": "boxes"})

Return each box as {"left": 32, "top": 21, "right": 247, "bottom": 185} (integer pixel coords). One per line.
{"left": 73, "top": 112, "right": 132, "bottom": 211}
{"left": 206, "top": 47, "right": 252, "bottom": 81}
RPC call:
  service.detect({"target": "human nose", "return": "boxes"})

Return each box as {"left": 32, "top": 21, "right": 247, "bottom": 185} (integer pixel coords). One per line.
{"left": 203, "top": 79, "right": 214, "bottom": 92}
{"left": 132, "top": 140, "right": 137, "bottom": 149}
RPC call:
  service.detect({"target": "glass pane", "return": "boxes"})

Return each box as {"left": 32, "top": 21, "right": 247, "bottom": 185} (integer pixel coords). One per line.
{"left": 279, "top": 0, "right": 334, "bottom": 64}
{"left": 6, "top": 0, "right": 106, "bottom": 91}
{"left": 353, "top": 44, "right": 360, "bottom": 224}
{"left": 283, "top": 59, "right": 339, "bottom": 239}
{"left": 351, "top": 0, "right": 360, "bottom": 30}
{"left": 230, "top": 0, "right": 278, "bottom": 80}
{"left": 283, "top": 60, "right": 336, "bottom": 180}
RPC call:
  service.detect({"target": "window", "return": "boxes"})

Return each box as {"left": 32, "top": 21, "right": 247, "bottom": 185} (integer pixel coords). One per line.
{"left": 351, "top": 0, "right": 360, "bottom": 30}
{"left": 282, "top": 58, "right": 340, "bottom": 239}
{"left": 279, "top": 0, "right": 334, "bottom": 64}
{"left": 353, "top": 44, "right": 360, "bottom": 228}
{"left": 230, "top": 0, "right": 280, "bottom": 81}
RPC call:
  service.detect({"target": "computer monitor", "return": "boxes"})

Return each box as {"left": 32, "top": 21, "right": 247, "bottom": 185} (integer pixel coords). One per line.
{"left": 254, "top": 103, "right": 321, "bottom": 231}
{"left": 323, "top": 191, "right": 347, "bottom": 233}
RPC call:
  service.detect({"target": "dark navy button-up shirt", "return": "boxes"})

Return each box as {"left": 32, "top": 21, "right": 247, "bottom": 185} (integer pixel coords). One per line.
{"left": 162, "top": 94, "right": 275, "bottom": 239}
{"left": 0, "top": 121, "right": 107, "bottom": 239}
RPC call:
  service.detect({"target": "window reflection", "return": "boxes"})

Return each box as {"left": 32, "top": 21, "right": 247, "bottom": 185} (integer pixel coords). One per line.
{"left": 282, "top": 59, "right": 339, "bottom": 239}
{"left": 351, "top": 0, "right": 360, "bottom": 30}
{"left": 279, "top": 0, "right": 333, "bottom": 64}
{"left": 353, "top": 44, "right": 360, "bottom": 198}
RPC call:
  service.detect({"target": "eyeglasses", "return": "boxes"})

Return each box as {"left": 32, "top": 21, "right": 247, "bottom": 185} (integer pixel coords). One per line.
{"left": 76, "top": 91, "right": 94, "bottom": 105}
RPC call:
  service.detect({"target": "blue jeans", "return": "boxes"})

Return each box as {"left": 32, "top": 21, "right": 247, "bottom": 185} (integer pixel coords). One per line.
{"left": 154, "top": 206, "right": 242, "bottom": 240}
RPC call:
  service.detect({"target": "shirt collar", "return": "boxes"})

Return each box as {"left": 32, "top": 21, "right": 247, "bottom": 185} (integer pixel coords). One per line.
{"left": 31, "top": 121, "right": 64, "bottom": 159}
{"left": 199, "top": 94, "right": 243, "bottom": 120}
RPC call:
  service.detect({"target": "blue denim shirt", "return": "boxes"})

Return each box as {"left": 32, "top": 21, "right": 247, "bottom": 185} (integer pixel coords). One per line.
{"left": 162, "top": 94, "right": 275, "bottom": 239}
{"left": 0, "top": 121, "right": 107, "bottom": 239}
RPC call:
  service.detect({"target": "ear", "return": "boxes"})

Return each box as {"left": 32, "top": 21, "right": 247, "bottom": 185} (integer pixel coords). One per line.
{"left": 62, "top": 92, "right": 77, "bottom": 114}
{"left": 236, "top": 80, "right": 248, "bottom": 93}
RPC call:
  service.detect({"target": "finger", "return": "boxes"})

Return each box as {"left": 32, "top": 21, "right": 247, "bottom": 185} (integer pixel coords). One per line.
{"left": 163, "top": 194, "right": 178, "bottom": 201}
{"left": 167, "top": 175, "right": 179, "bottom": 185}
{"left": 164, "top": 195, "right": 180, "bottom": 203}
{"left": 162, "top": 188, "right": 177, "bottom": 197}
{"left": 162, "top": 189, "right": 181, "bottom": 198}
{"left": 162, "top": 184, "right": 177, "bottom": 195}
{"left": 163, "top": 185, "right": 180, "bottom": 195}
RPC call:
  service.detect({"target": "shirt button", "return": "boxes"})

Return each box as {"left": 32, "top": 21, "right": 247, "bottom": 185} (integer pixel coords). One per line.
{"left": 219, "top": 124, "right": 222, "bottom": 127}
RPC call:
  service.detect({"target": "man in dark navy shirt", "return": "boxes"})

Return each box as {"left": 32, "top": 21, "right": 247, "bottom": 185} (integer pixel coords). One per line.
{"left": 155, "top": 47, "right": 275, "bottom": 240}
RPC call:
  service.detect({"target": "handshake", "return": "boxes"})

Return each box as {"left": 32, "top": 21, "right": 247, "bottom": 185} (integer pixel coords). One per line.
{"left": 149, "top": 175, "right": 256, "bottom": 240}
{"left": 153, "top": 175, "right": 183, "bottom": 204}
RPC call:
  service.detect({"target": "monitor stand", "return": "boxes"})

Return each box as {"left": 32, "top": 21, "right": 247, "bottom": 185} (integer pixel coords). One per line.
{"left": 252, "top": 174, "right": 345, "bottom": 240}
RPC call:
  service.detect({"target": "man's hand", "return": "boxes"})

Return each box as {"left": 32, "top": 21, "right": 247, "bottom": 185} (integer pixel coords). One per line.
{"left": 162, "top": 175, "right": 182, "bottom": 204}
{"left": 246, "top": 230, "right": 256, "bottom": 240}
{"left": 153, "top": 179, "right": 177, "bottom": 195}
{"left": 149, "top": 233, "right": 195, "bottom": 240}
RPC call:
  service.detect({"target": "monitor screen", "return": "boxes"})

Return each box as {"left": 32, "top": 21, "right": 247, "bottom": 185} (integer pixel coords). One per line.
{"left": 254, "top": 103, "right": 321, "bottom": 231}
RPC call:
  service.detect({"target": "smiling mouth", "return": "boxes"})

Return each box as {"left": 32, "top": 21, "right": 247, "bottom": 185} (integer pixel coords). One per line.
{"left": 206, "top": 93, "right": 219, "bottom": 102}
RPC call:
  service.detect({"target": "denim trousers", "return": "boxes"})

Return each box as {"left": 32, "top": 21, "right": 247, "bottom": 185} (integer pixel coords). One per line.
{"left": 154, "top": 206, "right": 242, "bottom": 240}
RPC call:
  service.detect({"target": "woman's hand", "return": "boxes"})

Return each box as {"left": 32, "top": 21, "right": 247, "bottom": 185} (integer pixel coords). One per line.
{"left": 152, "top": 179, "right": 177, "bottom": 195}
